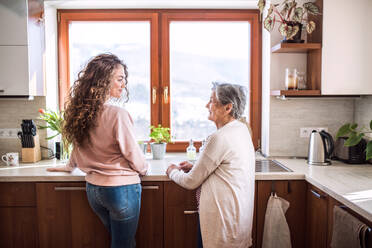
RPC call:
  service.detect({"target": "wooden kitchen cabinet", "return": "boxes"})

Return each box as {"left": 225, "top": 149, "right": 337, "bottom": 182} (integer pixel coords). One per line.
{"left": 164, "top": 181, "right": 198, "bottom": 248}
{"left": 256, "top": 180, "right": 307, "bottom": 248}
{"left": 136, "top": 181, "right": 164, "bottom": 248}
{"left": 36, "top": 182, "right": 110, "bottom": 248}
{"left": 0, "top": 183, "right": 38, "bottom": 248}
{"left": 36, "top": 182, "right": 164, "bottom": 248}
{"left": 306, "top": 184, "right": 328, "bottom": 248}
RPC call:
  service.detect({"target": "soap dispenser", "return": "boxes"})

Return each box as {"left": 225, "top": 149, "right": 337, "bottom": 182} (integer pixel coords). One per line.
{"left": 186, "top": 139, "right": 196, "bottom": 161}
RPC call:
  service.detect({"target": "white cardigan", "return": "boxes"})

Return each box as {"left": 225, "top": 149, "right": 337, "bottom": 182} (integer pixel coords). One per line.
{"left": 169, "top": 120, "right": 255, "bottom": 248}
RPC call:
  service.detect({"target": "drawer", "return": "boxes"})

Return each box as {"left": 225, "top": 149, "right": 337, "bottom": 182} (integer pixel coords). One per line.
{"left": 0, "top": 183, "right": 36, "bottom": 206}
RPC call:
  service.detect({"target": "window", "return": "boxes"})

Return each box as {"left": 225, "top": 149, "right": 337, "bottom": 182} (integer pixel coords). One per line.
{"left": 58, "top": 10, "right": 261, "bottom": 151}
{"left": 169, "top": 21, "right": 250, "bottom": 140}
{"left": 69, "top": 21, "right": 151, "bottom": 140}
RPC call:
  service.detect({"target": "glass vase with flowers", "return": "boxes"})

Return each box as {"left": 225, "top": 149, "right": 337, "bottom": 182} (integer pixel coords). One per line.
{"left": 37, "top": 109, "right": 72, "bottom": 161}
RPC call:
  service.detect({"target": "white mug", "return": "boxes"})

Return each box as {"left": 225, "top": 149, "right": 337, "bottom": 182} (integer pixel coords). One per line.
{"left": 2, "top": 153, "right": 19, "bottom": 166}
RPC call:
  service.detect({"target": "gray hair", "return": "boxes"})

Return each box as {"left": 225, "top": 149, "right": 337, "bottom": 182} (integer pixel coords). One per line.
{"left": 212, "top": 82, "right": 247, "bottom": 119}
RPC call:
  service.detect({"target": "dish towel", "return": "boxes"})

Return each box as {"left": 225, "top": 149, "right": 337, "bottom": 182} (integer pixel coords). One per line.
{"left": 262, "top": 193, "right": 292, "bottom": 248}
{"left": 331, "top": 206, "right": 369, "bottom": 248}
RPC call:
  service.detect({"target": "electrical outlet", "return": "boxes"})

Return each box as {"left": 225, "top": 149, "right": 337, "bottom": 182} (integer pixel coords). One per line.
{"left": 300, "top": 127, "right": 329, "bottom": 138}
{"left": 300, "top": 128, "right": 313, "bottom": 138}
{"left": 0, "top": 128, "right": 21, "bottom": 139}
{"left": 316, "top": 127, "right": 328, "bottom": 132}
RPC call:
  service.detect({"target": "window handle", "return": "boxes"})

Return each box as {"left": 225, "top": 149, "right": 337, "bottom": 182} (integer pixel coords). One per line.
{"left": 152, "top": 87, "right": 157, "bottom": 104}
{"left": 164, "top": 86, "right": 169, "bottom": 104}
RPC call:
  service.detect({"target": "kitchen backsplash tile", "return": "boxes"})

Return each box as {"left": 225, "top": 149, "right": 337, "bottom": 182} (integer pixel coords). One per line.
{"left": 1, "top": 95, "right": 370, "bottom": 160}
{"left": 269, "top": 98, "right": 355, "bottom": 157}
{"left": 0, "top": 97, "right": 48, "bottom": 159}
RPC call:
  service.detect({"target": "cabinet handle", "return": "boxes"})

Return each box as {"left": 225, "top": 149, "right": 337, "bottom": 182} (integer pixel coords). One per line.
{"left": 310, "top": 189, "right": 325, "bottom": 199}
{"left": 54, "top": 187, "right": 86, "bottom": 191}
{"left": 142, "top": 186, "right": 159, "bottom": 190}
{"left": 0, "top": 89, "right": 4, "bottom": 93}
{"left": 184, "top": 210, "right": 198, "bottom": 215}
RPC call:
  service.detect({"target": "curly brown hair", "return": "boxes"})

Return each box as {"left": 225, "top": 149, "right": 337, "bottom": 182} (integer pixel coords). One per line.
{"left": 63, "top": 53, "right": 128, "bottom": 146}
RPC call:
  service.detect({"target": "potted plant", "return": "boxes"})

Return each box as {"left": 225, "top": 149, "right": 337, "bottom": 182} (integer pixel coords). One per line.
{"left": 149, "top": 124, "right": 171, "bottom": 160}
{"left": 258, "top": 0, "right": 321, "bottom": 43}
{"left": 137, "top": 141, "right": 148, "bottom": 155}
{"left": 336, "top": 120, "right": 372, "bottom": 161}
{"left": 38, "top": 109, "right": 72, "bottom": 161}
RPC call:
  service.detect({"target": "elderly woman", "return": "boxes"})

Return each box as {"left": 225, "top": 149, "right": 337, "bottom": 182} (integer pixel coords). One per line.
{"left": 166, "top": 82, "right": 255, "bottom": 248}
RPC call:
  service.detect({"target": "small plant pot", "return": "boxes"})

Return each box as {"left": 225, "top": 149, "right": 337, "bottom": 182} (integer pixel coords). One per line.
{"left": 138, "top": 142, "right": 148, "bottom": 155}
{"left": 282, "top": 22, "right": 304, "bottom": 43}
{"left": 150, "top": 142, "right": 167, "bottom": 160}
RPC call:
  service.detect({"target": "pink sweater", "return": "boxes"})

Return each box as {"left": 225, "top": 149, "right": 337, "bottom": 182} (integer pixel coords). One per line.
{"left": 66, "top": 104, "right": 148, "bottom": 186}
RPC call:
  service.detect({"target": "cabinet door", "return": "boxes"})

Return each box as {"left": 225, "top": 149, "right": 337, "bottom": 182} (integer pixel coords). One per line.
{"left": 251, "top": 181, "right": 257, "bottom": 248}
{"left": 306, "top": 184, "right": 328, "bottom": 248}
{"left": 256, "top": 180, "right": 307, "bottom": 248}
{"left": 322, "top": 0, "right": 372, "bottom": 95}
{"left": 327, "top": 196, "right": 372, "bottom": 248}
{"left": 136, "top": 182, "right": 164, "bottom": 248}
{"left": 0, "top": 46, "right": 29, "bottom": 95}
{"left": 0, "top": 182, "right": 38, "bottom": 248}
{"left": 164, "top": 181, "right": 198, "bottom": 248}
{"left": 0, "top": 207, "right": 38, "bottom": 248}
{"left": 36, "top": 183, "right": 109, "bottom": 248}
{"left": 0, "top": 0, "right": 28, "bottom": 45}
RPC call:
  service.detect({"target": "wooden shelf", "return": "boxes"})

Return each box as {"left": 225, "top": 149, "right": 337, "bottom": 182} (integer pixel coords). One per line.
{"left": 271, "top": 90, "right": 321, "bottom": 96}
{"left": 271, "top": 43, "right": 322, "bottom": 53}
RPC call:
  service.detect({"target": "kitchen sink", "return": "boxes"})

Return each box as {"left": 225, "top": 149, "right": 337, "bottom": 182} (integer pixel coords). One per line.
{"left": 255, "top": 159, "right": 292, "bottom": 173}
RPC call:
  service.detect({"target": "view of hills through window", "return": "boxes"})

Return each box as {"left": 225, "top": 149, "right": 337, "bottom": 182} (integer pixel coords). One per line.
{"left": 69, "top": 21, "right": 250, "bottom": 141}
{"left": 69, "top": 21, "right": 151, "bottom": 140}
{"left": 170, "top": 22, "right": 250, "bottom": 140}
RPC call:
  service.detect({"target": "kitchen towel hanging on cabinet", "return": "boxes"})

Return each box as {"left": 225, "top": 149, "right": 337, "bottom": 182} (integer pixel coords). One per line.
{"left": 331, "top": 206, "right": 369, "bottom": 248}
{"left": 262, "top": 193, "right": 292, "bottom": 248}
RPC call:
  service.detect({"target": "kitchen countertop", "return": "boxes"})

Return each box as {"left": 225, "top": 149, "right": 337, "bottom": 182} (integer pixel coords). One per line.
{"left": 275, "top": 158, "right": 372, "bottom": 223}
{"left": 0, "top": 153, "right": 372, "bottom": 222}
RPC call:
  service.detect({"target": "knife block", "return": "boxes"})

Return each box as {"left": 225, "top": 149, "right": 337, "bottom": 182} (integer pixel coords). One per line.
{"left": 21, "top": 134, "right": 41, "bottom": 163}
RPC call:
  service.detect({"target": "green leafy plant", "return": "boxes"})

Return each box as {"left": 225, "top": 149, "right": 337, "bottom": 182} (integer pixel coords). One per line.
{"left": 38, "top": 109, "right": 63, "bottom": 140}
{"left": 258, "top": 0, "right": 320, "bottom": 40}
{"left": 336, "top": 120, "right": 372, "bottom": 160}
{"left": 38, "top": 109, "right": 71, "bottom": 159}
{"left": 149, "top": 124, "right": 171, "bottom": 144}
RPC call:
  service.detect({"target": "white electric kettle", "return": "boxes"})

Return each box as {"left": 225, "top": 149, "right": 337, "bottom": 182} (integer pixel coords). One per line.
{"left": 307, "top": 130, "right": 334, "bottom": 166}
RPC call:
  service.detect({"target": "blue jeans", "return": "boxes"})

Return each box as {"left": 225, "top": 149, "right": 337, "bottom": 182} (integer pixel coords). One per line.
{"left": 86, "top": 183, "right": 142, "bottom": 248}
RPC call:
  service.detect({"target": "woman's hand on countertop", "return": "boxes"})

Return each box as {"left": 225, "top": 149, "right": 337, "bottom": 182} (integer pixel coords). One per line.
{"left": 179, "top": 161, "right": 193, "bottom": 173}
{"left": 166, "top": 164, "right": 180, "bottom": 177}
